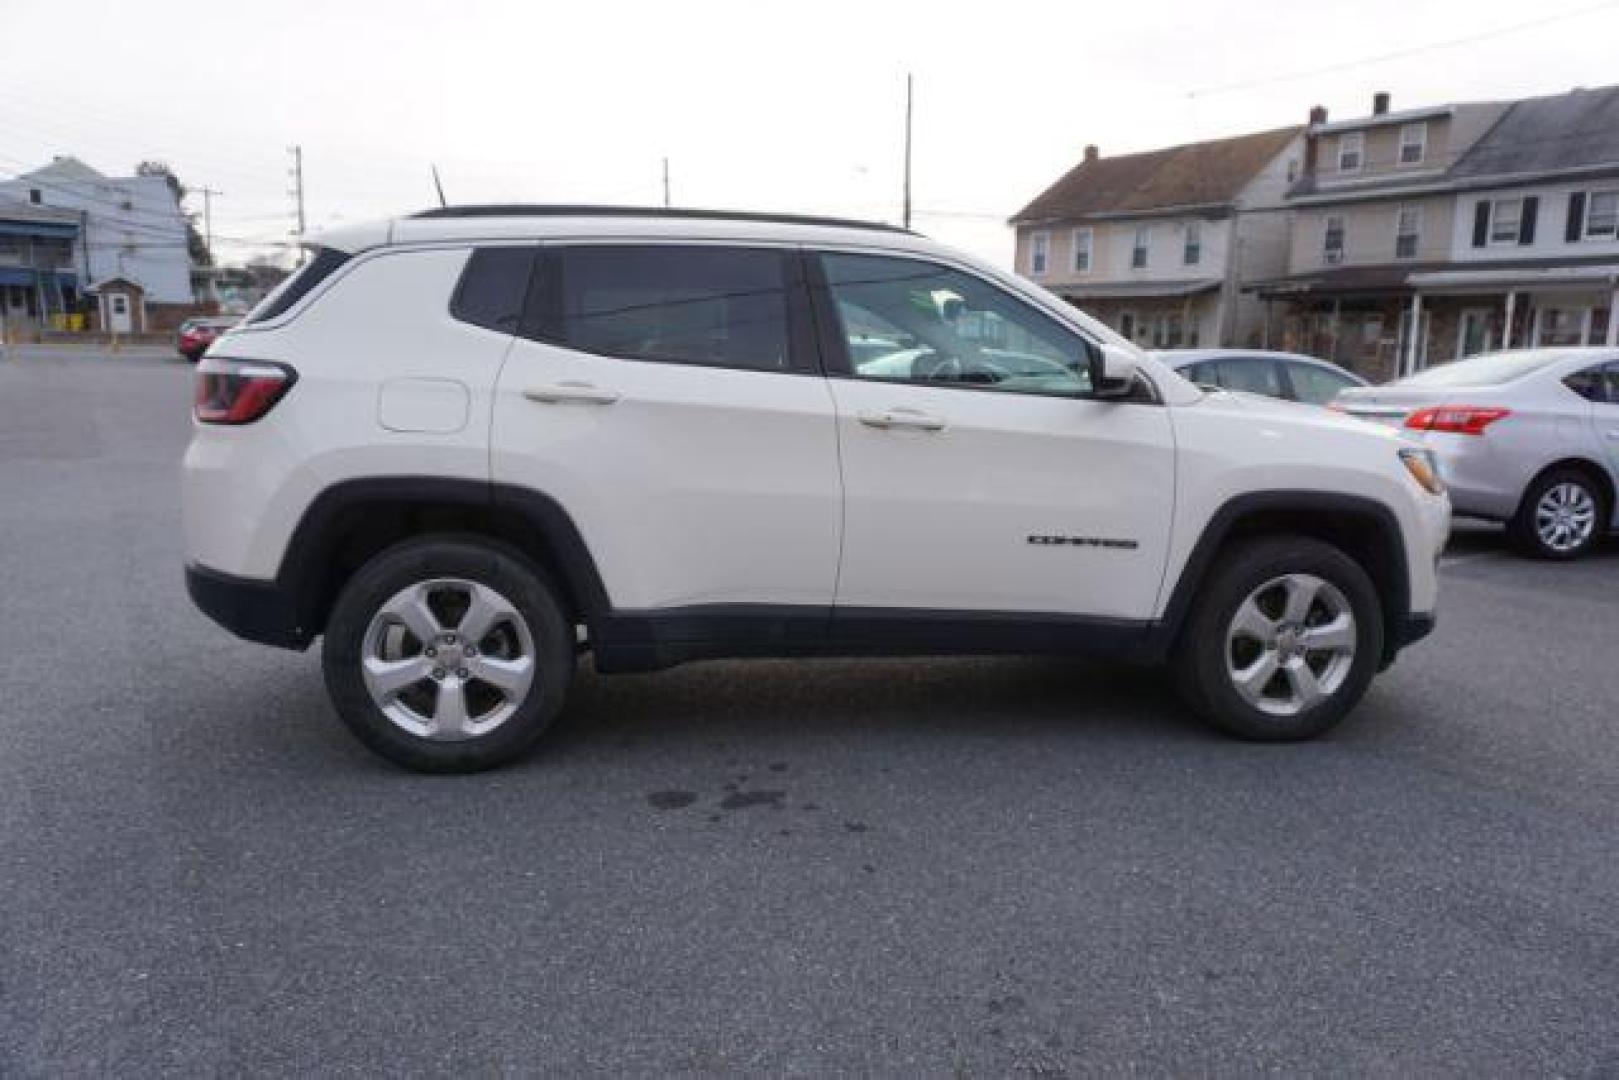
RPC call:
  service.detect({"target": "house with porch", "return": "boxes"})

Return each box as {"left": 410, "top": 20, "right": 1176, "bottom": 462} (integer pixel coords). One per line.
{"left": 0, "top": 156, "right": 195, "bottom": 334}
{"left": 0, "top": 197, "right": 83, "bottom": 335}
{"left": 1009, "top": 126, "right": 1303, "bottom": 349}
{"left": 1254, "top": 86, "right": 1619, "bottom": 381}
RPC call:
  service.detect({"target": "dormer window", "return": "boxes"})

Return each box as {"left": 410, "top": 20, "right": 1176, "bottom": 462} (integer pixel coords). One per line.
{"left": 1338, "top": 133, "right": 1364, "bottom": 172}
{"left": 1399, "top": 123, "right": 1427, "bottom": 165}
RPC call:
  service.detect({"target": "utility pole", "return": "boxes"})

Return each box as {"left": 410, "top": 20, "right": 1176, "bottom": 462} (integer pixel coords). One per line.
{"left": 902, "top": 74, "right": 913, "bottom": 230}
{"left": 662, "top": 157, "right": 671, "bottom": 208}
{"left": 194, "top": 186, "right": 221, "bottom": 266}
{"left": 288, "top": 145, "right": 307, "bottom": 265}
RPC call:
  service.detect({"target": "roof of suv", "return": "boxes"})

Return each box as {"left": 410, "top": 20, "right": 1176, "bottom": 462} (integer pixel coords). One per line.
{"left": 313, "top": 205, "right": 930, "bottom": 256}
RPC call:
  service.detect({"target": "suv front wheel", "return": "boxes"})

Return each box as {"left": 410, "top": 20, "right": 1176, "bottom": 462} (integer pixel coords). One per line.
{"left": 322, "top": 537, "right": 575, "bottom": 772}
{"left": 1173, "top": 536, "right": 1384, "bottom": 741}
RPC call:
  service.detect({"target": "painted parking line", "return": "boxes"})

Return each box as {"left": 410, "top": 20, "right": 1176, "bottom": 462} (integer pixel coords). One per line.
{"left": 1440, "top": 550, "right": 1505, "bottom": 567}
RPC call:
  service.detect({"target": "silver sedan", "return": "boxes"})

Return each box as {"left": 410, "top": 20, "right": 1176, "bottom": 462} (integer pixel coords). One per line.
{"left": 1335, "top": 348, "right": 1619, "bottom": 559}
{"left": 1154, "top": 349, "right": 1368, "bottom": 406}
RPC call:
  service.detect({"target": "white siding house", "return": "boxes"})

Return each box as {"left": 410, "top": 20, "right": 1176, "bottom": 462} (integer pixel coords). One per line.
{"left": 0, "top": 156, "right": 194, "bottom": 305}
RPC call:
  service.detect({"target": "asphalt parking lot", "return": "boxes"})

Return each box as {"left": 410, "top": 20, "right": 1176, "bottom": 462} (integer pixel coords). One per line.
{"left": 3, "top": 347, "right": 1619, "bottom": 1076}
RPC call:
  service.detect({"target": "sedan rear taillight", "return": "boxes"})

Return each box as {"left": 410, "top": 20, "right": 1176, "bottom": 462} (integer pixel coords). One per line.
{"left": 1404, "top": 405, "right": 1511, "bottom": 435}
{"left": 194, "top": 360, "right": 297, "bottom": 424}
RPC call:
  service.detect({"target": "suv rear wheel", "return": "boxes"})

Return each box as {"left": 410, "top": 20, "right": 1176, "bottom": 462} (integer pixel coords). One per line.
{"left": 321, "top": 537, "right": 574, "bottom": 772}
{"left": 1173, "top": 536, "right": 1383, "bottom": 741}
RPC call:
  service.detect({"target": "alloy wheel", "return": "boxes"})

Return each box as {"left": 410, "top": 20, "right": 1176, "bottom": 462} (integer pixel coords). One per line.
{"left": 360, "top": 578, "right": 536, "bottom": 740}
{"left": 1534, "top": 482, "right": 1597, "bottom": 554}
{"left": 1224, "top": 573, "right": 1357, "bottom": 718}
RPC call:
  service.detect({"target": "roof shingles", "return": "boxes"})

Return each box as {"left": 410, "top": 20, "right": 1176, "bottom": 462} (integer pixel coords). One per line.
{"left": 1012, "top": 126, "right": 1300, "bottom": 224}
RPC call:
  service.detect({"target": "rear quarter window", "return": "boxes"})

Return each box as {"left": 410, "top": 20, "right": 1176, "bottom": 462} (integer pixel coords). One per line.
{"left": 244, "top": 246, "right": 351, "bottom": 325}
{"left": 451, "top": 247, "right": 535, "bottom": 334}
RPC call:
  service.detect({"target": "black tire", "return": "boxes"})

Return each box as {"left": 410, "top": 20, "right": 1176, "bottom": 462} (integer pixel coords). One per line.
{"left": 321, "top": 536, "right": 575, "bottom": 773}
{"left": 1172, "top": 535, "right": 1384, "bottom": 742}
{"left": 1508, "top": 468, "right": 1608, "bottom": 560}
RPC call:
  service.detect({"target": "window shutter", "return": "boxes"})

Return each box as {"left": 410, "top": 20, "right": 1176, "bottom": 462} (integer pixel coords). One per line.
{"left": 1472, "top": 202, "right": 1490, "bottom": 247}
{"left": 1566, "top": 192, "right": 1587, "bottom": 242}
{"left": 1519, "top": 196, "right": 1538, "bottom": 245}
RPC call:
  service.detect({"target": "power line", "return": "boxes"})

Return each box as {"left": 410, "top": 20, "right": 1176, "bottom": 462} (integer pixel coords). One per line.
{"left": 1186, "top": 0, "right": 1619, "bottom": 98}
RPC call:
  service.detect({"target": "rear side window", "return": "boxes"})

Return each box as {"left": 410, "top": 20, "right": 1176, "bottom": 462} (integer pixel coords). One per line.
{"left": 1207, "top": 358, "right": 1282, "bottom": 397}
{"left": 451, "top": 247, "right": 534, "bottom": 333}
{"left": 547, "top": 246, "right": 792, "bottom": 371}
{"left": 1287, "top": 362, "right": 1359, "bottom": 405}
{"left": 245, "top": 246, "right": 350, "bottom": 324}
{"left": 1563, "top": 366, "right": 1607, "bottom": 402}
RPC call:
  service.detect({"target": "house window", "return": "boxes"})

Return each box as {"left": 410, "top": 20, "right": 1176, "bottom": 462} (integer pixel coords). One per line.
{"left": 1324, "top": 215, "right": 1346, "bottom": 263}
{"left": 1071, "top": 228, "right": 1093, "bottom": 272}
{"left": 28, "top": 188, "right": 41, "bottom": 204}
{"left": 1149, "top": 314, "right": 1185, "bottom": 348}
{"left": 1131, "top": 226, "right": 1149, "bottom": 269}
{"left": 1338, "top": 133, "right": 1364, "bottom": 172}
{"left": 1536, "top": 307, "right": 1588, "bottom": 347}
{"left": 1585, "top": 190, "right": 1618, "bottom": 239}
{"left": 1029, "top": 231, "right": 1049, "bottom": 276}
{"left": 1399, "top": 123, "right": 1427, "bottom": 165}
{"left": 1286, "top": 158, "right": 1300, "bottom": 183}
{"left": 1119, "top": 312, "right": 1136, "bottom": 339}
{"left": 1490, "top": 198, "right": 1523, "bottom": 244}
{"left": 1183, "top": 221, "right": 1202, "bottom": 266}
{"left": 1395, "top": 206, "right": 1421, "bottom": 259}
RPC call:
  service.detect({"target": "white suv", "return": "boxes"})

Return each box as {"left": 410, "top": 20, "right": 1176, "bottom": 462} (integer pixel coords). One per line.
{"left": 183, "top": 207, "right": 1449, "bottom": 772}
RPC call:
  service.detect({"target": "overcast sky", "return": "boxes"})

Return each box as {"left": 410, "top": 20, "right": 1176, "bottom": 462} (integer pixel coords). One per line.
{"left": 3, "top": 0, "right": 1617, "bottom": 267}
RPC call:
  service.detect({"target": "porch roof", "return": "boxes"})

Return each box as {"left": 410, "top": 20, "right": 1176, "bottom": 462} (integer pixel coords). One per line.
{"left": 1252, "top": 255, "right": 1619, "bottom": 299}
{"left": 0, "top": 268, "right": 78, "bottom": 289}
{"left": 1050, "top": 278, "right": 1222, "bottom": 301}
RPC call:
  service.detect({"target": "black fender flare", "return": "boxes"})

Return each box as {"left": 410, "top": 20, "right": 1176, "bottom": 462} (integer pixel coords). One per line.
{"left": 1147, "top": 490, "right": 1415, "bottom": 665}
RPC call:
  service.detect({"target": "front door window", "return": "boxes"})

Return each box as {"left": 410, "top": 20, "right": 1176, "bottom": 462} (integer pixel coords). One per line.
{"left": 820, "top": 253, "right": 1094, "bottom": 397}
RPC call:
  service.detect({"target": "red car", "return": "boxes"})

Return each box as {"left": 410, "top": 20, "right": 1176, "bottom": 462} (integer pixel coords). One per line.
{"left": 177, "top": 317, "right": 238, "bottom": 362}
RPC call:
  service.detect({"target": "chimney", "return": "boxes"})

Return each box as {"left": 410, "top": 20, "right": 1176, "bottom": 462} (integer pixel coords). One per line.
{"left": 1083, "top": 144, "right": 1100, "bottom": 164}
{"left": 1373, "top": 91, "right": 1391, "bottom": 115}
{"left": 1308, "top": 105, "right": 1328, "bottom": 126}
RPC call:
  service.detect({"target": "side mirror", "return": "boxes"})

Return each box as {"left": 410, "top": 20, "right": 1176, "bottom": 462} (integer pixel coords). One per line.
{"left": 1090, "top": 342, "right": 1140, "bottom": 399}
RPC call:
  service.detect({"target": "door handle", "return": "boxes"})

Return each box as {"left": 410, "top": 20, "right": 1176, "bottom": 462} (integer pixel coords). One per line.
{"left": 522, "top": 381, "right": 620, "bottom": 405}
{"left": 858, "top": 407, "right": 947, "bottom": 432}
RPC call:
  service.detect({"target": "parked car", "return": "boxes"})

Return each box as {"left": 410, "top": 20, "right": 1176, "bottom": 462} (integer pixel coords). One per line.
{"left": 1335, "top": 348, "right": 1619, "bottom": 559}
{"left": 176, "top": 317, "right": 238, "bottom": 362}
{"left": 182, "top": 206, "right": 1447, "bottom": 772}
{"left": 1156, "top": 349, "right": 1370, "bottom": 406}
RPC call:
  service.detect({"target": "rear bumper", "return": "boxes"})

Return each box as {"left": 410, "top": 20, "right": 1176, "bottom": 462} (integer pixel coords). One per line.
{"left": 185, "top": 563, "right": 310, "bottom": 650}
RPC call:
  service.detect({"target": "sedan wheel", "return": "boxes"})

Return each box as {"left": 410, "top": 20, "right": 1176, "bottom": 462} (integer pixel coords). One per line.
{"left": 1512, "top": 469, "right": 1608, "bottom": 560}
{"left": 1534, "top": 482, "right": 1597, "bottom": 555}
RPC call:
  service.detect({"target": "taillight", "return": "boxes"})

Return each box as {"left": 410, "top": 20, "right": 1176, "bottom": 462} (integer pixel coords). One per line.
{"left": 194, "top": 360, "right": 296, "bottom": 425}
{"left": 1404, "top": 405, "right": 1510, "bottom": 435}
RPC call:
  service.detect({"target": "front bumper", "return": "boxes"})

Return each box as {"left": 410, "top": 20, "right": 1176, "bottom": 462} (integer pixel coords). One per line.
{"left": 185, "top": 563, "right": 311, "bottom": 650}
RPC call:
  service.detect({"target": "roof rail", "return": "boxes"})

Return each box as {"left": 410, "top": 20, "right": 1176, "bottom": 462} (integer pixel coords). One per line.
{"left": 409, "top": 204, "right": 912, "bottom": 234}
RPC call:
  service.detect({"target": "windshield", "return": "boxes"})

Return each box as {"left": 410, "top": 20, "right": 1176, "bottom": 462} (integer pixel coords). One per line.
{"left": 1398, "top": 350, "right": 1565, "bottom": 388}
